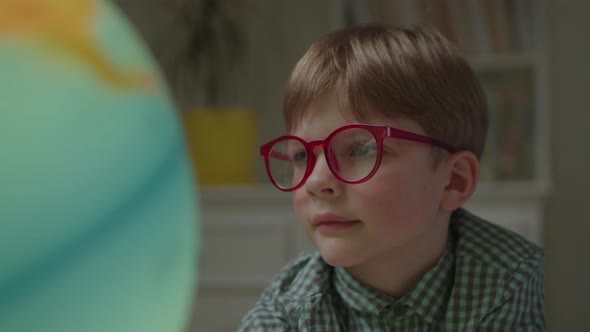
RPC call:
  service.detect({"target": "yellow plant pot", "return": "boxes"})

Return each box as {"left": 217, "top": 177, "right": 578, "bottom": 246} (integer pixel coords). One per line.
{"left": 183, "top": 107, "right": 257, "bottom": 186}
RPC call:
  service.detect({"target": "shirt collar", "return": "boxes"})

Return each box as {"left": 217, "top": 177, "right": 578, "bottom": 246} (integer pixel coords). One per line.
{"left": 334, "top": 264, "right": 396, "bottom": 314}
{"left": 400, "top": 230, "right": 456, "bottom": 324}
{"left": 332, "top": 225, "right": 456, "bottom": 323}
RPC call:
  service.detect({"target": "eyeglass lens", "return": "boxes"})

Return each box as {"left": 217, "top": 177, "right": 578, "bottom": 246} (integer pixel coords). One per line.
{"left": 267, "top": 128, "right": 379, "bottom": 189}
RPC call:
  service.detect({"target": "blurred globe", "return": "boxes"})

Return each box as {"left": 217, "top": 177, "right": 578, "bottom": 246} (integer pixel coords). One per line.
{"left": 0, "top": 1, "right": 200, "bottom": 331}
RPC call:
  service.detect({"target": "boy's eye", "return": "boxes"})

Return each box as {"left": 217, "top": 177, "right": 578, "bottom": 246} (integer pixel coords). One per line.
{"left": 290, "top": 150, "right": 308, "bottom": 164}
{"left": 348, "top": 141, "right": 377, "bottom": 157}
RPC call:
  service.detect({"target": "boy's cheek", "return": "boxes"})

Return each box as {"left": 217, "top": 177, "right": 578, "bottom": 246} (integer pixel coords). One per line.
{"left": 292, "top": 194, "right": 309, "bottom": 221}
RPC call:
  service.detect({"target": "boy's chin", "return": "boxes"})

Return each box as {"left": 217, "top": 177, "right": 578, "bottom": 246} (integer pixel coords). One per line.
{"left": 317, "top": 245, "right": 364, "bottom": 268}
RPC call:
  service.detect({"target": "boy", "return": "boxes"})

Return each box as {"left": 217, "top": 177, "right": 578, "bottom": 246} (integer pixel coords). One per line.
{"left": 238, "top": 24, "right": 545, "bottom": 331}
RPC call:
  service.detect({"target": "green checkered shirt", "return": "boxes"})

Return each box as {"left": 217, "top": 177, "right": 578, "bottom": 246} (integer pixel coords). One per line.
{"left": 237, "top": 209, "right": 546, "bottom": 331}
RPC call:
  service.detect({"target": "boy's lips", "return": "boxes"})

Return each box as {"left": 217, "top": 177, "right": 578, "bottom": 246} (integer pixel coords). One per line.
{"left": 312, "top": 212, "right": 361, "bottom": 232}
{"left": 312, "top": 212, "right": 357, "bottom": 224}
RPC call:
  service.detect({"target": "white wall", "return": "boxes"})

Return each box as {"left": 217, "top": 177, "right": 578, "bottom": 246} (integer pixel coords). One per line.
{"left": 544, "top": 1, "right": 590, "bottom": 330}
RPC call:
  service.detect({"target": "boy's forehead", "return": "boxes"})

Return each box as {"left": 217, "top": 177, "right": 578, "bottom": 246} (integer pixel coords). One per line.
{"left": 289, "top": 95, "right": 355, "bottom": 134}
{"left": 302, "top": 94, "right": 403, "bottom": 122}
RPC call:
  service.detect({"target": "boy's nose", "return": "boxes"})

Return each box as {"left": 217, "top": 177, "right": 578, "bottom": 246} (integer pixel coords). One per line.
{"left": 304, "top": 148, "right": 341, "bottom": 197}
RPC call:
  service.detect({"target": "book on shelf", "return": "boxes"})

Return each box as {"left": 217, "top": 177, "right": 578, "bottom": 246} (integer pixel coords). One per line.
{"left": 483, "top": 0, "right": 511, "bottom": 53}
{"left": 480, "top": 69, "right": 535, "bottom": 182}
{"left": 369, "top": 0, "right": 536, "bottom": 55}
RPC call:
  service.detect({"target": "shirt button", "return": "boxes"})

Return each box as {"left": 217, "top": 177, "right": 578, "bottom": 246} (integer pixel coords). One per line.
{"left": 394, "top": 305, "right": 406, "bottom": 316}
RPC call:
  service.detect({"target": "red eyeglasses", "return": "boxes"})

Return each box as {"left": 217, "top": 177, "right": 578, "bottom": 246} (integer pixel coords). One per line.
{"left": 260, "top": 123, "right": 457, "bottom": 191}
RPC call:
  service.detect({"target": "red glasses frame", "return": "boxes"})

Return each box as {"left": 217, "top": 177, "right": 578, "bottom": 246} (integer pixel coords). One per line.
{"left": 260, "top": 123, "right": 458, "bottom": 192}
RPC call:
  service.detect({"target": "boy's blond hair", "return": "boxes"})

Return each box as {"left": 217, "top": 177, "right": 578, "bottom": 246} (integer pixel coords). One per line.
{"left": 283, "top": 24, "right": 488, "bottom": 159}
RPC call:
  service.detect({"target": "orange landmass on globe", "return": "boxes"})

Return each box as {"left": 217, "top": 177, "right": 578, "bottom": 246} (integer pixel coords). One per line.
{"left": 0, "top": 0, "right": 155, "bottom": 90}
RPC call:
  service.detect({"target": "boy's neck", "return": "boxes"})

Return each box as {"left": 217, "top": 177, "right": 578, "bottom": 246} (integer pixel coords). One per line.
{"left": 344, "top": 213, "right": 451, "bottom": 298}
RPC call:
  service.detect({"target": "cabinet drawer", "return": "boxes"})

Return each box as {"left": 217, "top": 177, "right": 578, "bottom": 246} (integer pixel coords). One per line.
{"left": 198, "top": 222, "right": 290, "bottom": 284}
{"left": 188, "top": 290, "right": 261, "bottom": 332}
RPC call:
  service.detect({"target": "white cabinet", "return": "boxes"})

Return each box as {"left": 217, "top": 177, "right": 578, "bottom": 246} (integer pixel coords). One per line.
{"left": 186, "top": 187, "right": 296, "bottom": 332}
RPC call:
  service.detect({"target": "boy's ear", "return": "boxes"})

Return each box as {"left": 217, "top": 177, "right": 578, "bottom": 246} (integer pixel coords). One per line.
{"left": 440, "top": 151, "right": 480, "bottom": 212}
